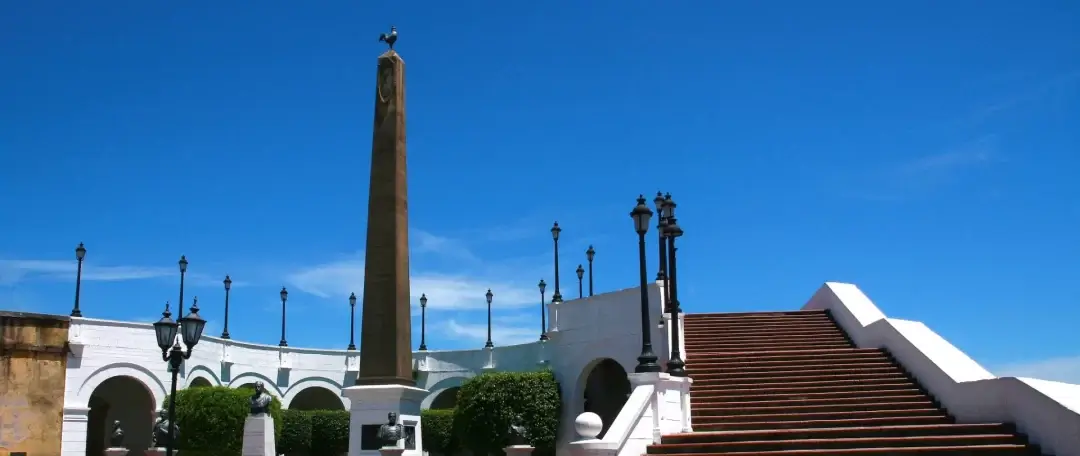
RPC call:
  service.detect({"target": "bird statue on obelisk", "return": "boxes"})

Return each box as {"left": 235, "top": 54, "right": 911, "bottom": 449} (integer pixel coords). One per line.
{"left": 342, "top": 26, "right": 428, "bottom": 456}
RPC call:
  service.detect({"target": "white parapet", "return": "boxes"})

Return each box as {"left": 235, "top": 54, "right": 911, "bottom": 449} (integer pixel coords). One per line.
{"left": 342, "top": 384, "right": 429, "bottom": 456}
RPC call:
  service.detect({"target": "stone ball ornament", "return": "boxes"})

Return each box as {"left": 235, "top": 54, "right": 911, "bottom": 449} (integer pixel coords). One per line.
{"left": 574, "top": 412, "right": 603, "bottom": 439}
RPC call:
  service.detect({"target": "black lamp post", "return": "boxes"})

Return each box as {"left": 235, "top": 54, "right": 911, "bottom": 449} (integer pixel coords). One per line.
{"left": 221, "top": 275, "right": 232, "bottom": 339}
{"left": 484, "top": 289, "right": 494, "bottom": 348}
{"left": 538, "top": 279, "right": 548, "bottom": 341}
{"left": 585, "top": 245, "right": 595, "bottom": 297}
{"left": 418, "top": 294, "right": 428, "bottom": 351}
{"left": 153, "top": 296, "right": 206, "bottom": 456}
{"left": 279, "top": 287, "right": 288, "bottom": 347}
{"left": 576, "top": 264, "right": 584, "bottom": 299}
{"left": 664, "top": 194, "right": 687, "bottom": 376}
{"left": 348, "top": 292, "right": 357, "bottom": 350}
{"left": 550, "top": 222, "right": 563, "bottom": 303}
{"left": 655, "top": 192, "right": 670, "bottom": 328}
{"left": 71, "top": 242, "right": 86, "bottom": 317}
{"left": 631, "top": 195, "right": 661, "bottom": 373}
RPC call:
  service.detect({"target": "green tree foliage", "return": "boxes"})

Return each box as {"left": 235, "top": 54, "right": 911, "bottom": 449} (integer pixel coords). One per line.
{"left": 164, "top": 386, "right": 283, "bottom": 456}
{"left": 421, "top": 408, "right": 456, "bottom": 455}
{"left": 452, "top": 371, "right": 561, "bottom": 456}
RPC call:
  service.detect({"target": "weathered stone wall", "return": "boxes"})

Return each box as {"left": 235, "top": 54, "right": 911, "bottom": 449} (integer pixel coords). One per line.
{"left": 0, "top": 311, "right": 70, "bottom": 456}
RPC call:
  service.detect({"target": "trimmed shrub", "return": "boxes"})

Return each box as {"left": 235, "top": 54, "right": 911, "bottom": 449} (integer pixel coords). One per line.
{"left": 279, "top": 409, "right": 312, "bottom": 455}
{"left": 164, "top": 386, "right": 283, "bottom": 456}
{"left": 421, "top": 408, "right": 456, "bottom": 455}
{"left": 309, "top": 410, "right": 350, "bottom": 455}
{"left": 453, "top": 371, "right": 561, "bottom": 456}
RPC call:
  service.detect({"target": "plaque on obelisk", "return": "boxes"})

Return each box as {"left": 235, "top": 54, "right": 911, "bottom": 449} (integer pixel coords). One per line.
{"left": 342, "top": 26, "right": 427, "bottom": 456}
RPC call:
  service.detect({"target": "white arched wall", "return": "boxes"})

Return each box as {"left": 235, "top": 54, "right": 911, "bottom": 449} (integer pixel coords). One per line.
{"left": 572, "top": 357, "right": 632, "bottom": 418}
{"left": 282, "top": 377, "right": 350, "bottom": 410}
{"left": 420, "top": 376, "right": 471, "bottom": 410}
{"left": 227, "top": 373, "right": 284, "bottom": 399}
{"left": 185, "top": 365, "right": 222, "bottom": 388}
{"left": 77, "top": 362, "right": 169, "bottom": 409}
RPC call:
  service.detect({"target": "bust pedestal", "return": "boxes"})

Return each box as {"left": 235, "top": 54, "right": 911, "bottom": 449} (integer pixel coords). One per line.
{"left": 242, "top": 413, "right": 276, "bottom": 456}
{"left": 104, "top": 448, "right": 129, "bottom": 456}
{"left": 342, "top": 384, "right": 428, "bottom": 456}
{"left": 144, "top": 448, "right": 168, "bottom": 456}
{"left": 505, "top": 445, "right": 534, "bottom": 456}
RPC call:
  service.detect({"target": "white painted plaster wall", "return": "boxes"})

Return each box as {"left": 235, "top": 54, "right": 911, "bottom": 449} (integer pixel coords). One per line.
{"left": 803, "top": 282, "right": 1080, "bottom": 456}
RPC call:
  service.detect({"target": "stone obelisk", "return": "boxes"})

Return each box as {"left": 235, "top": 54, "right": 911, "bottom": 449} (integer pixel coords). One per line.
{"left": 342, "top": 28, "right": 427, "bottom": 456}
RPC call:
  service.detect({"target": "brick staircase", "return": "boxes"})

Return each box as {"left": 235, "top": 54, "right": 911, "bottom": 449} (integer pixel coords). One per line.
{"left": 647, "top": 309, "right": 1048, "bottom": 455}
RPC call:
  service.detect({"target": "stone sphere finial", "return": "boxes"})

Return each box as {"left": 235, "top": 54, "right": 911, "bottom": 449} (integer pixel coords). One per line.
{"left": 574, "top": 412, "right": 603, "bottom": 439}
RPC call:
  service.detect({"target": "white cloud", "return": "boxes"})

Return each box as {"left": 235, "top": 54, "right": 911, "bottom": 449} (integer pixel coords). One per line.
{"left": 286, "top": 228, "right": 541, "bottom": 310}
{"left": 994, "top": 356, "right": 1080, "bottom": 384}
{"left": 0, "top": 259, "right": 172, "bottom": 285}
{"left": 443, "top": 317, "right": 539, "bottom": 346}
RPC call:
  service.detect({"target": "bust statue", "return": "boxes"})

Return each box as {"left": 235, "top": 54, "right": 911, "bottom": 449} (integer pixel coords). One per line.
{"left": 249, "top": 381, "right": 273, "bottom": 415}
{"left": 508, "top": 414, "right": 529, "bottom": 446}
{"left": 376, "top": 412, "right": 404, "bottom": 448}
{"left": 151, "top": 408, "right": 178, "bottom": 448}
{"left": 109, "top": 420, "right": 125, "bottom": 448}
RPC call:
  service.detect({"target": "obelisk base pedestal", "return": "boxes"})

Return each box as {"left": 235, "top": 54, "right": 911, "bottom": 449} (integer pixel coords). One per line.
{"left": 144, "top": 448, "right": 168, "bottom": 456}
{"left": 105, "top": 447, "right": 129, "bottom": 456}
{"left": 379, "top": 448, "right": 405, "bottom": 456}
{"left": 242, "top": 414, "right": 276, "bottom": 456}
{"left": 342, "top": 384, "right": 428, "bottom": 456}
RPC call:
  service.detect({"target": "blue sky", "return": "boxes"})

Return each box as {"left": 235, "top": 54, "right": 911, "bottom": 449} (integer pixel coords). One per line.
{"left": 1, "top": 2, "right": 1077, "bottom": 381}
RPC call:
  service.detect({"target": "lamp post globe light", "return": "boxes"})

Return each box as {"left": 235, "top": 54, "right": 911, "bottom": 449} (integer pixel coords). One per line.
{"left": 221, "top": 275, "right": 232, "bottom": 339}
{"left": 484, "top": 289, "right": 494, "bottom": 348}
{"left": 348, "top": 292, "right": 358, "bottom": 350}
{"left": 538, "top": 279, "right": 548, "bottom": 341}
{"left": 663, "top": 194, "right": 687, "bottom": 377}
{"left": 153, "top": 297, "right": 205, "bottom": 456}
{"left": 418, "top": 293, "right": 428, "bottom": 351}
{"left": 550, "top": 222, "right": 563, "bottom": 303}
{"left": 585, "top": 245, "right": 595, "bottom": 297}
{"left": 630, "top": 195, "right": 661, "bottom": 373}
{"left": 576, "top": 264, "right": 585, "bottom": 299}
{"left": 279, "top": 287, "right": 289, "bottom": 347}
{"left": 72, "top": 242, "right": 87, "bottom": 317}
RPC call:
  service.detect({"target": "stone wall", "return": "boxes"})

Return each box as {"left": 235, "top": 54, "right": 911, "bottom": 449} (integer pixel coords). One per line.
{"left": 0, "top": 311, "right": 70, "bottom": 456}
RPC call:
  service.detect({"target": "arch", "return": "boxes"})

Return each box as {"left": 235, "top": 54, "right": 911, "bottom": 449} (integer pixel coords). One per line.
{"left": 86, "top": 375, "right": 157, "bottom": 455}
{"left": 428, "top": 386, "right": 460, "bottom": 410}
{"left": 189, "top": 377, "right": 212, "bottom": 388}
{"left": 283, "top": 377, "right": 346, "bottom": 410}
{"left": 227, "top": 372, "right": 283, "bottom": 398}
{"left": 576, "top": 358, "right": 631, "bottom": 439}
{"left": 186, "top": 364, "right": 222, "bottom": 386}
{"left": 421, "top": 375, "right": 471, "bottom": 409}
{"left": 77, "top": 362, "right": 168, "bottom": 408}
{"left": 289, "top": 387, "right": 345, "bottom": 411}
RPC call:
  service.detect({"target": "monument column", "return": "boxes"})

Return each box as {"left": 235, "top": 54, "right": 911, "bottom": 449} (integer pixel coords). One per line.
{"left": 342, "top": 27, "right": 428, "bottom": 456}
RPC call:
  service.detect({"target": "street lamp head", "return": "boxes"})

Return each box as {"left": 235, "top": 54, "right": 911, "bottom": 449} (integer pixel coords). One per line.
{"left": 178, "top": 297, "right": 206, "bottom": 349}
{"left": 486, "top": 289, "right": 493, "bottom": 305}
{"left": 663, "top": 193, "right": 676, "bottom": 219}
{"left": 178, "top": 255, "right": 188, "bottom": 273}
{"left": 419, "top": 293, "right": 427, "bottom": 308}
{"left": 576, "top": 264, "right": 584, "bottom": 280}
{"left": 349, "top": 292, "right": 357, "bottom": 307}
{"left": 153, "top": 302, "right": 178, "bottom": 352}
{"left": 653, "top": 192, "right": 666, "bottom": 216}
{"left": 550, "top": 222, "right": 561, "bottom": 241}
{"left": 538, "top": 279, "right": 546, "bottom": 294}
{"left": 630, "top": 195, "right": 653, "bottom": 235}
{"left": 280, "top": 287, "right": 288, "bottom": 302}
{"left": 665, "top": 219, "right": 685, "bottom": 238}
{"left": 223, "top": 275, "right": 232, "bottom": 291}
{"left": 75, "top": 243, "right": 87, "bottom": 261}
{"left": 586, "top": 245, "right": 595, "bottom": 262}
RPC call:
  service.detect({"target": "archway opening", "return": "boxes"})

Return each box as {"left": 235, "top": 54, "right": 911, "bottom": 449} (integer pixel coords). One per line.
{"left": 583, "top": 359, "right": 630, "bottom": 439}
{"left": 189, "top": 377, "right": 212, "bottom": 388}
{"left": 86, "top": 375, "right": 156, "bottom": 455}
{"left": 238, "top": 382, "right": 257, "bottom": 390}
{"left": 288, "top": 386, "right": 344, "bottom": 411}
{"left": 429, "top": 386, "right": 460, "bottom": 410}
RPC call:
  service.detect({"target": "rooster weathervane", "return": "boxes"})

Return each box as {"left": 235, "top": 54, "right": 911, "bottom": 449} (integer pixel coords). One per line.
{"left": 379, "top": 26, "right": 398, "bottom": 50}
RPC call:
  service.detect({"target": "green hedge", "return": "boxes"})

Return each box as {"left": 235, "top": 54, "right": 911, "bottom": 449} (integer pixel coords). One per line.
{"left": 453, "top": 370, "right": 561, "bottom": 456}
{"left": 276, "top": 409, "right": 350, "bottom": 455}
{"left": 164, "top": 386, "right": 283, "bottom": 456}
{"left": 421, "top": 409, "right": 456, "bottom": 454}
